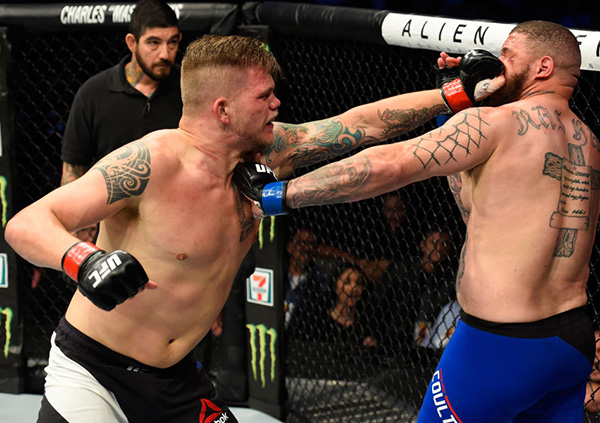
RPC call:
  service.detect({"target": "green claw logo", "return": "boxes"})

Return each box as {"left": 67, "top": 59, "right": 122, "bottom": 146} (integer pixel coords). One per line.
{"left": 246, "top": 323, "right": 277, "bottom": 388}
{"left": 0, "top": 306, "right": 12, "bottom": 358}
{"left": 0, "top": 176, "right": 7, "bottom": 227}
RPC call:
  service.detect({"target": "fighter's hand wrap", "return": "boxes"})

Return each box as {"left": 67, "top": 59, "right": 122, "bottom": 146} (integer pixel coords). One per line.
{"left": 61, "top": 242, "right": 149, "bottom": 311}
{"left": 437, "top": 49, "right": 504, "bottom": 113}
{"left": 233, "top": 162, "right": 289, "bottom": 217}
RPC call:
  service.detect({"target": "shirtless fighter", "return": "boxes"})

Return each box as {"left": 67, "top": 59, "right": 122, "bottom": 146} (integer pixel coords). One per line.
{"left": 5, "top": 35, "right": 501, "bottom": 422}
{"left": 236, "top": 21, "right": 597, "bottom": 423}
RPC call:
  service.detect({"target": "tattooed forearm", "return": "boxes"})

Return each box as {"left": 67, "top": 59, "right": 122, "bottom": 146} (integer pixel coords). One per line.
{"left": 265, "top": 103, "right": 447, "bottom": 169}
{"left": 93, "top": 142, "right": 151, "bottom": 204}
{"left": 287, "top": 156, "right": 372, "bottom": 208}
{"left": 378, "top": 104, "right": 448, "bottom": 139}
{"left": 264, "top": 120, "right": 372, "bottom": 168}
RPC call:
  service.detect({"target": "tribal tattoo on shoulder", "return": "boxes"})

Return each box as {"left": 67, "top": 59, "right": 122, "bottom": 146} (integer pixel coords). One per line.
{"left": 92, "top": 142, "right": 151, "bottom": 204}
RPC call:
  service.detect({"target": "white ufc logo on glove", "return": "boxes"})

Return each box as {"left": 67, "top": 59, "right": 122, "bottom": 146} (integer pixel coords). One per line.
{"left": 254, "top": 163, "right": 275, "bottom": 177}
{"left": 88, "top": 254, "right": 123, "bottom": 288}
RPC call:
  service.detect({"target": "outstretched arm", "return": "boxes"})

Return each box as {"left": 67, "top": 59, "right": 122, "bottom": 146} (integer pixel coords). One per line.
{"left": 263, "top": 90, "right": 449, "bottom": 177}
{"left": 261, "top": 49, "right": 504, "bottom": 178}
{"left": 234, "top": 107, "right": 499, "bottom": 217}
{"left": 285, "top": 108, "right": 497, "bottom": 208}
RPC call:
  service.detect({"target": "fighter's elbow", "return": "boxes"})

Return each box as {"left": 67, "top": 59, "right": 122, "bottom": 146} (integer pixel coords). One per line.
{"left": 4, "top": 213, "right": 23, "bottom": 250}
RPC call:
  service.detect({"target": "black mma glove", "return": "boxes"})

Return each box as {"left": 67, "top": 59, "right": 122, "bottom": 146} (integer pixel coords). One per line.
{"left": 62, "top": 242, "right": 149, "bottom": 311}
{"left": 233, "top": 162, "right": 289, "bottom": 217}
{"left": 437, "top": 49, "right": 504, "bottom": 113}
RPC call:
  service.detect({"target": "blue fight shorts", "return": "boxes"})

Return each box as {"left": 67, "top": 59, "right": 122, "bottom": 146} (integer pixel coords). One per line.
{"left": 417, "top": 307, "right": 594, "bottom": 423}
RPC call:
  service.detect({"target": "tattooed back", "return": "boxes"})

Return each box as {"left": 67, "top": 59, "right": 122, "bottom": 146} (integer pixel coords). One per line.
{"left": 453, "top": 95, "right": 599, "bottom": 323}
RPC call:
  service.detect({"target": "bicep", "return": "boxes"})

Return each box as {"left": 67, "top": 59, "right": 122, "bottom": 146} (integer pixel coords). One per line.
{"left": 401, "top": 108, "right": 497, "bottom": 180}
{"left": 45, "top": 170, "right": 124, "bottom": 233}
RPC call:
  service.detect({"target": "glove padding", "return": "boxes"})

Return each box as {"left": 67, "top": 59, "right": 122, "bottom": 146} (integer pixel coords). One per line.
{"left": 62, "top": 242, "right": 149, "bottom": 311}
{"left": 233, "top": 162, "right": 289, "bottom": 217}
{"left": 437, "top": 49, "right": 504, "bottom": 113}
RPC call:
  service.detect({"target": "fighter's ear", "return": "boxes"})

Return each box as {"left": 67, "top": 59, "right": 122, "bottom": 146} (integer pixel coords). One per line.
{"left": 213, "top": 98, "right": 229, "bottom": 124}
{"left": 536, "top": 56, "right": 554, "bottom": 79}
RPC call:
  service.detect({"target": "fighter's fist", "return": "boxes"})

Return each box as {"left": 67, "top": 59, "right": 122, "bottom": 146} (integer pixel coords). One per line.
{"left": 62, "top": 242, "right": 149, "bottom": 311}
{"left": 437, "top": 49, "right": 504, "bottom": 113}
{"left": 233, "top": 162, "right": 289, "bottom": 218}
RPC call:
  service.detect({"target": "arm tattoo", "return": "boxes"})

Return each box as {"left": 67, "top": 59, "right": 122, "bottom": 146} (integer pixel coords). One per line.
{"left": 92, "top": 142, "right": 151, "bottom": 204}
{"left": 264, "top": 120, "right": 371, "bottom": 168}
{"left": 378, "top": 104, "right": 449, "bottom": 140}
{"left": 413, "top": 109, "right": 490, "bottom": 169}
{"left": 264, "top": 103, "right": 447, "bottom": 168}
{"left": 288, "top": 156, "right": 372, "bottom": 208}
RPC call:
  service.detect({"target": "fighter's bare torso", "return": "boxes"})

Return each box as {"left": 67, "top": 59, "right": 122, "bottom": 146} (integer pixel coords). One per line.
{"left": 452, "top": 95, "right": 600, "bottom": 322}
{"left": 65, "top": 129, "right": 259, "bottom": 368}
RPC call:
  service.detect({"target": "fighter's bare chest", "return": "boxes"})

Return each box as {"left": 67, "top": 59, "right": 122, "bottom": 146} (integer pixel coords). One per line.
{"left": 138, "top": 181, "right": 258, "bottom": 258}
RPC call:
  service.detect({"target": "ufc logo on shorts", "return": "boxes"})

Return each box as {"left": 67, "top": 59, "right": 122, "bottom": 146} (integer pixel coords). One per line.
{"left": 88, "top": 254, "right": 122, "bottom": 288}
{"left": 254, "top": 163, "right": 275, "bottom": 177}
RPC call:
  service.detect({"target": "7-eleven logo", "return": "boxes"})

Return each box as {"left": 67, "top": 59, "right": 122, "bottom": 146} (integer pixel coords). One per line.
{"left": 247, "top": 267, "right": 274, "bottom": 307}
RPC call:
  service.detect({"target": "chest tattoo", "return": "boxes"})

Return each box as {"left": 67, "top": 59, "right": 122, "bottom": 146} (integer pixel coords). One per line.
{"left": 233, "top": 184, "right": 254, "bottom": 242}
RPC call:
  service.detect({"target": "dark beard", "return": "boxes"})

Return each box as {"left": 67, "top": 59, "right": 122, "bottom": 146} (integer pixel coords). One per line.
{"left": 482, "top": 67, "right": 529, "bottom": 107}
{"left": 135, "top": 51, "right": 172, "bottom": 83}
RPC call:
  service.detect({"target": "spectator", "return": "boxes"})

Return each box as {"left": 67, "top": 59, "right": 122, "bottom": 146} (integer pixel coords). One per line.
{"left": 289, "top": 266, "right": 376, "bottom": 348}
{"left": 366, "top": 228, "right": 455, "bottom": 354}
{"left": 60, "top": 0, "right": 182, "bottom": 242}
{"left": 413, "top": 229, "right": 457, "bottom": 347}
{"left": 285, "top": 229, "right": 321, "bottom": 328}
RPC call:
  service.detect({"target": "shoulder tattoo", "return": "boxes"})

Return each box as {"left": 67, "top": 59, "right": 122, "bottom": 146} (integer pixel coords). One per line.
{"left": 92, "top": 142, "right": 151, "bottom": 204}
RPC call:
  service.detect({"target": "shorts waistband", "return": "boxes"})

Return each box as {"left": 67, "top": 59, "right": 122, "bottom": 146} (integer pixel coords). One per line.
{"left": 459, "top": 307, "right": 594, "bottom": 364}
{"left": 459, "top": 307, "right": 588, "bottom": 338}
{"left": 55, "top": 317, "right": 191, "bottom": 374}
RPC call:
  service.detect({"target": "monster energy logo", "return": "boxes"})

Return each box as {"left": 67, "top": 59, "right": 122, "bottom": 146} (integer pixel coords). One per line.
{"left": 246, "top": 323, "right": 277, "bottom": 388}
{"left": 0, "top": 306, "right": 12, "bottom": 358}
